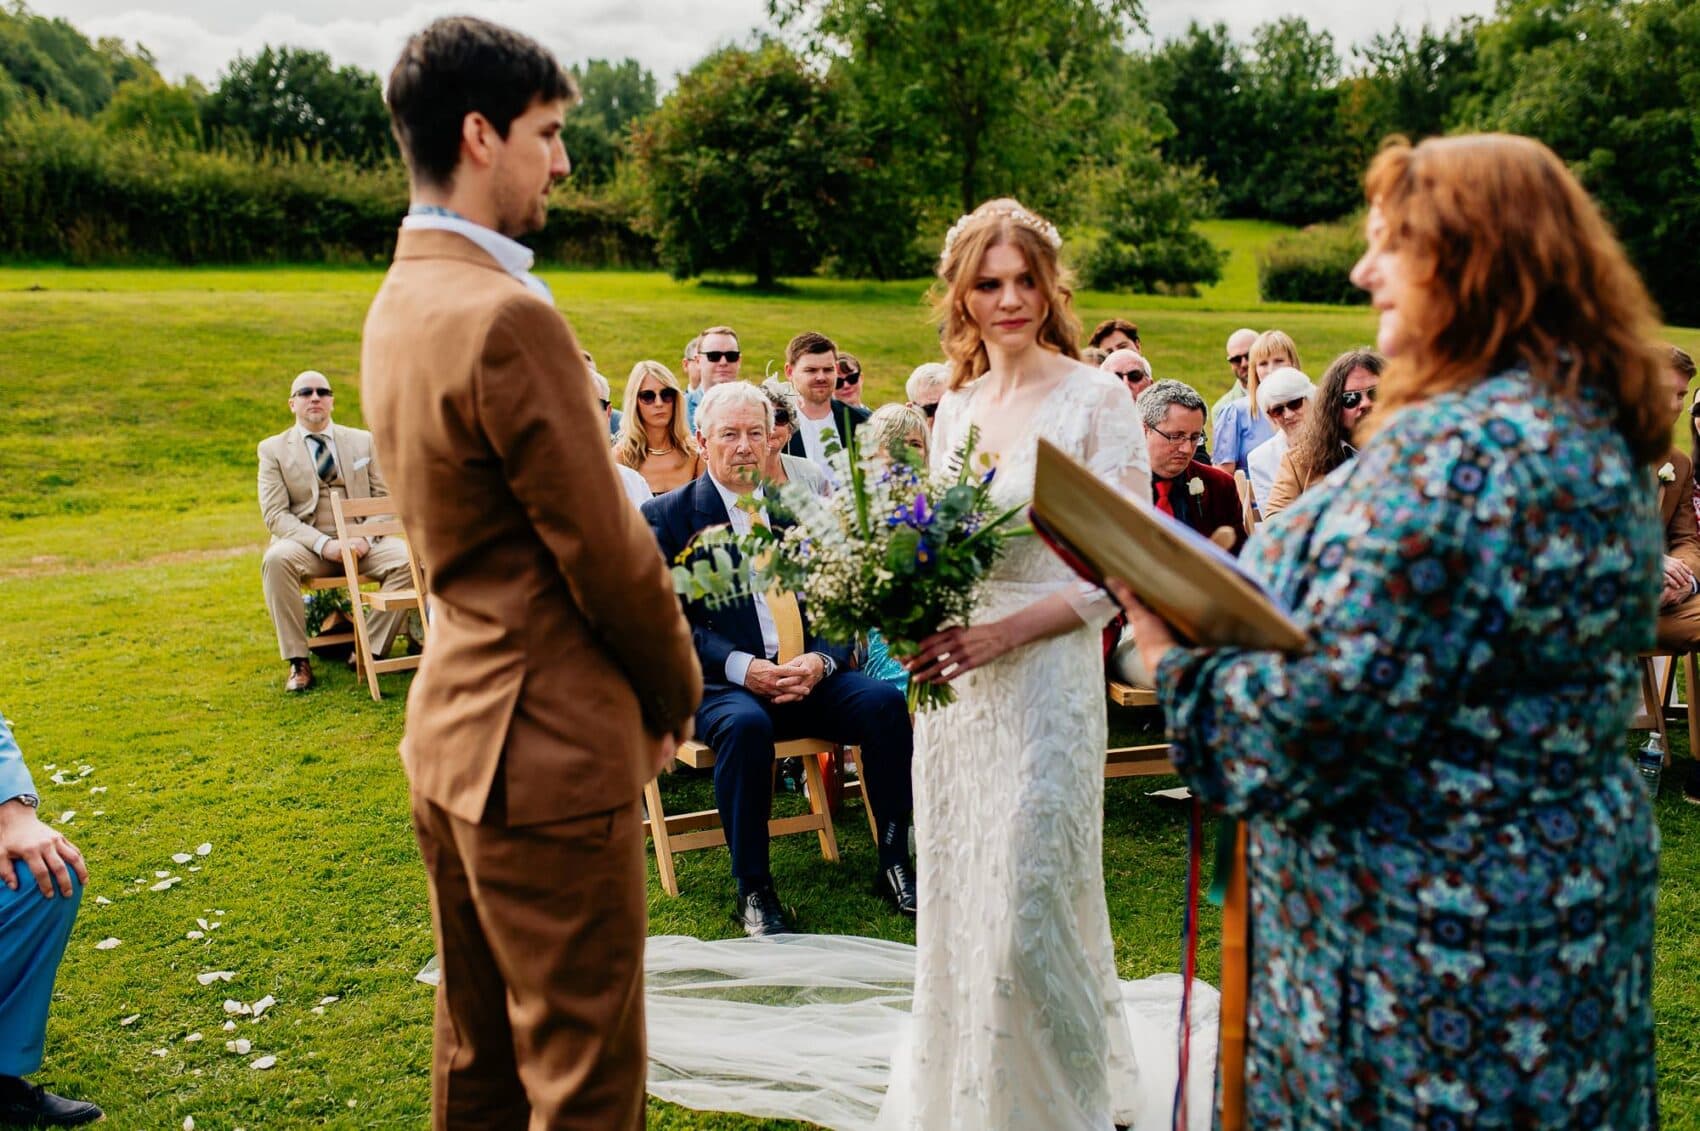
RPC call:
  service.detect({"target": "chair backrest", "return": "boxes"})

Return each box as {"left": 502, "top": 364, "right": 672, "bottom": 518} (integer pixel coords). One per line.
{"left": 330, "top": 494, "right": 407, "bottom": 540}
{"left": 1233, "top": 470, "right": 1259, "bottom": 531}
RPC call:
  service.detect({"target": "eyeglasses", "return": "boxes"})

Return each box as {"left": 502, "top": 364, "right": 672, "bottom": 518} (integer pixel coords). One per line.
{"left": 1114, "top": 369, "right": 1149, "bottom": 384}
{"left": 772, "top": 411, "right": 793, "bottom": 427}
{"left": 1227, "top": 353, "right": 1248, "bottom": 367}
{"left": 836, "top": 372, "right": 860, "bottom": 389}
{"left": 1147, "top": 425, "right": 1206, "bottom": 447}
{"left": 702, "top": 350, "right": 741, "bottom": 363}
{"left": 637, "top": 388, "right": 679, "bottom": 405}
{"left": 1268, "top": 397, "right": 1308, "bottom": 419}
{"left": 1340, "top": 386, "right": 1378, "bottom": 410}
{"left": 293, "top": 387, "right": 333, "bottom": 399}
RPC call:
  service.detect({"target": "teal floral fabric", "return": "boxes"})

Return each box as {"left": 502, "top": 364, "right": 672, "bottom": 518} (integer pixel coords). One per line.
{"left": 1156, "top": 370, "right": 1661, "bottom": 1129}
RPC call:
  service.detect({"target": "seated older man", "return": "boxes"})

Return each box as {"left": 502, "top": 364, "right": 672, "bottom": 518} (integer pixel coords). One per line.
{"left": 1137, "top": 380, "right": 1245, "bottom": 554}
{"left": 1655, "top": 346, "right": 1700, "bottom": 804}
{"left": 642, "top": 383, "right": 916, "bottom": 936}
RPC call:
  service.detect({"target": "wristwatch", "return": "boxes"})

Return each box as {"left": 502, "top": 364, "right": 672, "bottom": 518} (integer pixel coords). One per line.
{"left": 8, "top": 794, "right": 38, "bottom": 809}
{"left": 814, "top": 652, "right": 837, "bottom": 680}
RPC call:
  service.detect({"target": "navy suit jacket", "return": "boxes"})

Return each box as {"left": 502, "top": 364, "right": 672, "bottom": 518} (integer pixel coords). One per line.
{"left": 642, "top": 474, "right": 852, "bottom": 696}
{"left": 783, "top": 398, "right": 870, "bottom": 459}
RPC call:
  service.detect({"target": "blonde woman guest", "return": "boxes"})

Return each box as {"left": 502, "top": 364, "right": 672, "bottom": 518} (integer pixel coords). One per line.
{"left": 1264, "top": 349, "right": 1383, "bottom": 518}
{"left": 614, "top": 360, "right": 701, "bottom": 496}
{"left": 1246, "top": 366, "right": 1314, "bottom": 510}
{"left": 1213, "top": 330, "right": 1299, "bottom": 475}
{"left": 864, "top": 403, "right": 931, "bottom": 466}
{"left": 759, "top": 381, "right": 831, "bottom": 498}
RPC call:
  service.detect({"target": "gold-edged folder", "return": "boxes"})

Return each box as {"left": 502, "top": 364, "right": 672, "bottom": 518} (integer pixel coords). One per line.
{"left": 1029, "top": 437, "right": 1310, "bottom": 654}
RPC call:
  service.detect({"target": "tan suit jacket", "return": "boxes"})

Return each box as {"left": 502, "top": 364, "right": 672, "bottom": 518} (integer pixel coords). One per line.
{"left": 1656, "top": 448, "right": 1700, "bottom": 650}
{"left": 360, "top": 228, "right": 701, "bottom": 827}
{"left": 257, "top": 424, "right": 384, "bottom": 546}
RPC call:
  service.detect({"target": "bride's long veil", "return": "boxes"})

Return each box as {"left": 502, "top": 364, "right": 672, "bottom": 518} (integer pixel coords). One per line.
{"left": 643, "top": 934, "right": 1221, "bottom": 1131}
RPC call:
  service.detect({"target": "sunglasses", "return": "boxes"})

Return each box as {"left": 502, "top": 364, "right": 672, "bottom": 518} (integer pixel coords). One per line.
{"left": 772, "top": 409, "right": 793, "bottom": 427}
{"left": 598, "top": 399, "right": 611, "bottom": 411}
{"left": 1340, "top": 386, "right": 1379, "bottom": 410}
{"left": 1114, "top": 369, "right": 1149, "bottom": 383}
{"left": 702, "top": 350, "right": 741, "bottom": 363}
{"left": 293, "top": 387, "right": 333, "bottom": 399}
{"left": 1268, "top": 397, "right": 1308, "bottom": 419}
{"left": 1147, "top": 425, "right": 1206, "bottom": 447}
{"left": 637, "top": 388, "right": 679, "bottom": 405}
{"left": 1227, "top": 353, "right": 1248, "bottom": 367}
{"left": 836, "top": 372, "right": 860, "bottom": 389}
{"left": 920, "top": 402, "right": 938, "bottom": 419}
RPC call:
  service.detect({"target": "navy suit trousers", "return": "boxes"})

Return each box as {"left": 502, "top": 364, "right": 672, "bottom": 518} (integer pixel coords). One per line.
{"left": 696, "top": 672, "right": 913, "bottom": 881}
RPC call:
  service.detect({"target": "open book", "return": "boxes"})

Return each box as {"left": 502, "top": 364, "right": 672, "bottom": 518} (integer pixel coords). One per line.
{"left": 1031, "top": 438, "right": 1310, "bottom": 653}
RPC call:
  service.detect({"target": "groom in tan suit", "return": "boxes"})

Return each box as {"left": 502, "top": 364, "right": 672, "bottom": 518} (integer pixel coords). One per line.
{"left": 362, "top": 18, "right": 700, "bottom": 1130}
{"left": 258, "top": 369, "right": 414, "bottom": 692}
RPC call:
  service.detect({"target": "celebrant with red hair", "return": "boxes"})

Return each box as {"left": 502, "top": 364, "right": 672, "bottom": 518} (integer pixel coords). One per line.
{"left": 1113, "top": 133, "right": 1665, "bottom": 1127}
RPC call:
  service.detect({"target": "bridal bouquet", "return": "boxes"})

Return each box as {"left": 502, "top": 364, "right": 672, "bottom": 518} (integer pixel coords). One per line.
{"left": 670, "top": 425, "right": 1027, "bottom": 711}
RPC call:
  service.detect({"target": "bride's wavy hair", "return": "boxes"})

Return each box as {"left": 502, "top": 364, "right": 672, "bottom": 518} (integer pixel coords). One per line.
{"left": 1361, "top": 134, "right": 1668, "bottom": 463}
{"left": 932, "top": 198, "right": 1081, "bottom": 391}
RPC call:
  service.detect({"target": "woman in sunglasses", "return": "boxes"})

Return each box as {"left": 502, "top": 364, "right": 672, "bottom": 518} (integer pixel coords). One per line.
{"left": 833, "top": 352, "right": 867, "bottom": 410}
{"left": 614, "top": 360, "right": 702, "bottom": 496}
{"left": 759, "top": 381, "right": 831, "bottom": 498}
{"left": 1244, "top": 366, "right": 1314, "bottom": 511}
{"left": 1262, "top": 349, "right": 1383, "bottom": 518}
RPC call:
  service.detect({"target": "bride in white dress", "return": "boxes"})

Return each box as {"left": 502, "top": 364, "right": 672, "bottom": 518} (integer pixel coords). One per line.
{"left": 642, "top": 200, "right": 1217, "bottom": 1131}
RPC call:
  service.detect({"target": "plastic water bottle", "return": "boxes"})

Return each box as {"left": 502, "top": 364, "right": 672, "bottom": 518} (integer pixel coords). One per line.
{"left": 1638, "top": 732, "right": 1666, "bottom": 797}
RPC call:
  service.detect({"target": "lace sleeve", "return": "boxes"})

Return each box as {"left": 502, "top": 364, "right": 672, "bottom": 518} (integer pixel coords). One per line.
{"left": 1064, "top": 373, "right": 1153, "bottom": 627}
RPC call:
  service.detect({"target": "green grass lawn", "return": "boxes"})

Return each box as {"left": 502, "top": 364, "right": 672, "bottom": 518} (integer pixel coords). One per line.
{"left": 3, "top": 256, "right": 1700, "bottom": 1128}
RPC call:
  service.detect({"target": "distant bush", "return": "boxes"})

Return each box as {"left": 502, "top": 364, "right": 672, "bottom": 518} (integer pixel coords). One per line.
{"left": 0, "top": 108, "right": 654, "bottom": 268}
{"left": 1256, "top": 220, "right": 1367, "bottom": 304}
{"left": 1076, "top": 149, "right": 1225, "bottom": 295}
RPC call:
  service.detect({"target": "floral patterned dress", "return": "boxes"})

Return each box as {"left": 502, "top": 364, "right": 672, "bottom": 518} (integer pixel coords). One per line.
{"left": 1156, "top": 370, "right": 1661, "bottom": 1128}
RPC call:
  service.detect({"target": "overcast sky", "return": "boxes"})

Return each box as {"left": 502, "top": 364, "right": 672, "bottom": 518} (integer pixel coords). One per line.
{"left": 29, "top": 0, "right": 1497, "bottom": 86}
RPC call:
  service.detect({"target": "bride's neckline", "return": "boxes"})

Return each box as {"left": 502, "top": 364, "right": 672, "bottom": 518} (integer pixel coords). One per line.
{"left": 956, "top": 363, "right": 1094, "bottom": 457}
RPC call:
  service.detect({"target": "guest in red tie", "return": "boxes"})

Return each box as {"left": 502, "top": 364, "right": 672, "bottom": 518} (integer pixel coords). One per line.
{"left": 1139, "top": 380, "right": 1246, "bottom": 554}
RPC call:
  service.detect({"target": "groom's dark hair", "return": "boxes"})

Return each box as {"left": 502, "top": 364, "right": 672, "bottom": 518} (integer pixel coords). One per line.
{"left": 386, "top": 17, "right": 577, "bottom": 188}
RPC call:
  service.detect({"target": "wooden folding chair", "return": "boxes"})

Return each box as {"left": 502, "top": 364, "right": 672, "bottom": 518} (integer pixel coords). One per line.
{"left": 302, "top": 574, "right": 368, "bottom": 653}
{"left": 1105, "top": 680, "right": 1176, "bottom": 777}
{"left": 1638, "top": 650, "right": 1700, "bottom": 759}
{"left": 643, "top": 737, "right": 845, "bottom": 898}
{"left": 1233, "top": 469, "right": 1259, "bottom": 532}
{"left": 329, "top": 494, "right": 427, "bottom": 701}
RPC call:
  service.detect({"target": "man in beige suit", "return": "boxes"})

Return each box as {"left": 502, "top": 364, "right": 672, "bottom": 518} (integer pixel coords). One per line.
{"left": 362, "top": 18, "right": 701, "bottom": 1130}
{"left": 258, "top": 370, "right": 414, "bottom": 692}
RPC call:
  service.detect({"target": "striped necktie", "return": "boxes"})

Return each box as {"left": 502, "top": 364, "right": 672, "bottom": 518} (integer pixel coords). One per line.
{"left": 306, "top": 433, "right": 335, "bottom": 483}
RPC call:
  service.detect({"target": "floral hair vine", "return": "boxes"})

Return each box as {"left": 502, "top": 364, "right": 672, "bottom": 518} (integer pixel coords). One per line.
{"left": 939, "top": 206, "right": 1063, "bottom": 266}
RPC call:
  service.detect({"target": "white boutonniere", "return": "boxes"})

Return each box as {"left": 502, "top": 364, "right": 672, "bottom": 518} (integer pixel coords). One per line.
{"left": 1188, "top": 477, "right": 1206, "bottom": 497}
{"left": 1659, "top": 461, "right": 1676, "bottom": 483}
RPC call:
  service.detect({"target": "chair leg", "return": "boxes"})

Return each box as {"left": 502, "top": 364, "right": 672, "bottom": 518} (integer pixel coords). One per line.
{"left": 1685, "top": 653, "right": 1700, "bottom": 766}
{"left": 799, "top": 754, "right": 840, "bottom": 864}
{"left": 844, "top": 745, "right": 877, "bottom": 843}
{"left": 643, "top": 776, "right": 679, "bottom": 897}
{"left": 1641, "top": 658, "right": 1670, "bottom": 750}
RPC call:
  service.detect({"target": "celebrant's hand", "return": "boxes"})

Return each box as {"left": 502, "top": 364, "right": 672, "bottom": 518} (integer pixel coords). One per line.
{"left": 905, "top": 623, "right": 1015, "bottom": 685}
{"left": 1105, "top": 579, "right": 1178, "bottom": 681}
{"left": 0, "top": 799, "right": 87, "bottom": 898}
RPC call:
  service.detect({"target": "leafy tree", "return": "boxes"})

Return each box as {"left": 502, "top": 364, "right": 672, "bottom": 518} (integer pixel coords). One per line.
{"left": 1145, "top": 23, "right": 1256, "bottom": 215}
{"left": 99, "top": 76, "right": 201, "bottom": 144}
{"left": 1468, "top": 0, "right": 1700, "bottom": 323}
{"left": 771, "top": 0, "right": 1144, "bottom": 216}
{"left": 563, "top": 58, "right": 658, "bottom": 187}
{"left": 1351, "top": 20, "right": 1480, "bottom": 143}
{"left": 632, "top": 41, "right": 911, "bottom": 287}
{"left": 0, "top": 2, "right": 157, "bottom": 117}
{"left": 201, "top": 46, "right": 392, "bottom": 165}
{"left": 1077, "top": 147, "right": 1225, "bottom": 293}
{"left": 1237, "top": 17, "right": 1360, "bottom": 225}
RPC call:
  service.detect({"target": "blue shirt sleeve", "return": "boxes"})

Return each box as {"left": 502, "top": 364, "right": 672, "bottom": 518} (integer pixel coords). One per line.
{"left": 0, "top": 712, "right": 37, "bottom": 803}
{"left": 1213, "top": 401, "right": 1245, "bottom": 468}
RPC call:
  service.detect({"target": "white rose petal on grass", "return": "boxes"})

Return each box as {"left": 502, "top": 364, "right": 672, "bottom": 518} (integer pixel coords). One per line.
{"left": 149, "top": 878, "right": 180, "bottom": 892}
{"left": 171, "top": 853, "right": 193, "bottom": 864}
{"left": 50, "top": 773, "right": 72, "bottom": 786}
{"left": 42, "top": 763, "right": 56, "bottom": 771}
{"left": 225, "top": 1038, "right": 251, "bottom": 1054}
{"left": 120, "top": 1014, "right": 141, "bottom": 1026}
{"left": 184, "top": 1117, "right": 196, "bottom": 1131}
{"left": 151, "top": 1048, "right": 169, "bottom": 1057}
{"left": 318, "top": 996, "right": 339, "bottom": 1005}
{"left": 89, "top": 786, "right": 107, "bottom": 794}
{"left": 78, "top": 765, "right": 94, "bottom": 777}
{"left": 250, "top": 1056, "right": 276, "bottom": 1070}
{"left": 186, "top": 930, "right": 204, "bottom": 940}
{"left": 196, "top": 971, "right": 235, "bottom": 986}
{"left": 310, "top": 1006, "right": 324, "bottom": 1015}
{"left": 184, "top": 1032, "right": 202, "bottom": 1043}
{"left": 250, "top": 995, "right": 276, "bottom": 1018}
{"left": 93, "top": 810, "right": 105, "bottom": 817}
{"left": 196, "top": 843, "right": 211, "bottom": 856}
{"left": 95, "top": 896, "right": 112, "bottom": 906}
{"left": 221, "top": 1021, "right": 236, "bottom": 1032}
{"left": 94, "top": 938, "right": 121, "bottom": 951}
{"left": 154, "top": 871, "right": 171, "bottom": 879}
{"left": 196, "top": 918, "right": 210, "bottom": 931}
{"left": 223, "top": 1000, "right": 251, "bottom": 1016}
{"left": 56, "top": 811, "right": 74, "bottom": 824}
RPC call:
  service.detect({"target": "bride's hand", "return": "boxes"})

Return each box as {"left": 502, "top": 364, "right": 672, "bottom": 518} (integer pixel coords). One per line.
{"left": 905, "top": 622, "right": 1015, "bottom": 685}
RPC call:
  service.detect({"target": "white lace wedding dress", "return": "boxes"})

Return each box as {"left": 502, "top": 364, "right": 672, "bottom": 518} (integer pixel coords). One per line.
{"left": 644, "top": 365, "right": 1218, "bottom": 1131}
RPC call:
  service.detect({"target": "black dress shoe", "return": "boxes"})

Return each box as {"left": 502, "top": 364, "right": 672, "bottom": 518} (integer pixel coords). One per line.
{"left": 0, "top": 1077, "right": 104, "bottom": 1127}
{"left": 735, "top": 884, "right": 793, "bottom": 937}
{"left": 877, "top": 862, "right": 918, "bottom": 917}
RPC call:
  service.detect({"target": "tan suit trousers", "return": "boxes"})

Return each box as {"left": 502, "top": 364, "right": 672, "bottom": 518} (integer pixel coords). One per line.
{"left": 411, "top": 793, "right": 646, "bottom": 1131}
{"left": 1658, "top": 591, "right": 1700, "bottom": 652}
{"left": 260, "top": 538, "right": 413, "bottom": 660}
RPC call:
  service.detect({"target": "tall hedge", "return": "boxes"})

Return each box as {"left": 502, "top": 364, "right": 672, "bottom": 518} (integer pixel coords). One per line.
{"left": 0, "top": 109, "right": 654, "bottom": 267}
{"left": 1256, "top": 221, "right": 1367, "bottom": 305}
